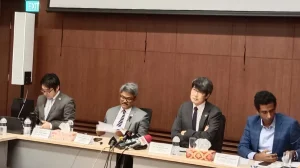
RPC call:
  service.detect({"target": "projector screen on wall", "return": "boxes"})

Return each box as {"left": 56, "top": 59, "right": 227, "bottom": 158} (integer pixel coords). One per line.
{"left": 47, "top": 0, "right": 300, "bottom": 16}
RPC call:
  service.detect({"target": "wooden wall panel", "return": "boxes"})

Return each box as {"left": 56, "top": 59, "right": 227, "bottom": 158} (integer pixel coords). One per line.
{"left": 227, "top": 57, "right": 292, "bottom": 141}
{"left": 37, "top": 29, "right": 62, "bottom": 47}
{"left": 231, "top": 20, "right": 246, "bottom": 57}
{"left": 139, "top": 52, "right": 176, "bottom": 131}
{"left": 293, "top": 24, "right": 300, "bottom": 60}
{"left": 176, "top": 17, "right": 232, "bottom": 56}
{"left": 63, "top": 15, "right": 126, "bottom": 50}
{"left": 290, "top": 60, "right": 300, "bottom": 120}
{"left": 0, "top": 27, "right": 10, "bottom": 115}
{"left": 245, "top": 18, "right": 294, "bottom": 59}
{"left": 126, "top": 16, "right": 147, "bottom": 51}
{"left": 146, "top": 16, "right": 177, "bottom": 53}
{"left": 38, "top": 0, "right": 63, "bottom": 29}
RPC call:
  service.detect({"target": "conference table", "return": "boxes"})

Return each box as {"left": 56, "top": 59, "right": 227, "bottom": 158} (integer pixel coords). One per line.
{"left": 0, "top": 133, "right": 287, "bottom": 168}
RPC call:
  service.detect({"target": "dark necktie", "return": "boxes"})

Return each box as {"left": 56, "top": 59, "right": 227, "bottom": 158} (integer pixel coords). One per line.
{"left": 192, "top": 107, "right": 198, "bottom": 131}
{"left": 117, "top": 109, "right": 126, "bottom": 127}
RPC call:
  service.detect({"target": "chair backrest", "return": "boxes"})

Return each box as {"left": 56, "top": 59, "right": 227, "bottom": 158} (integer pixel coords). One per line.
{"left": 140, "top": 108, "right": 152, "bottom": 124}
{"left": 215, "top": 114, "right": 226, "bottom": 152}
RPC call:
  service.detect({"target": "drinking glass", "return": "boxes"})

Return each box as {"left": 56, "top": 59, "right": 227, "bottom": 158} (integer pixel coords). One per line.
{"left": 282, "top": 151, "right": 292, "bottom": 168}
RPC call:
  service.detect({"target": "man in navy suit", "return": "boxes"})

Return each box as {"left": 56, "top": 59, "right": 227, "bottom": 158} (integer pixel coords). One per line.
{"left": 238, "top": 91, "right": 300, "bottom": 163}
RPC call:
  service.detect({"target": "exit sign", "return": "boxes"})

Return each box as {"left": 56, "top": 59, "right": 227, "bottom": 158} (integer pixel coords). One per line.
{"left": 25, "top": 0, "right": 40, "bottom": 13}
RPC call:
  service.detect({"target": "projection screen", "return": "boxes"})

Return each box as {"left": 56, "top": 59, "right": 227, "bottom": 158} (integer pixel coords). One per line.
{"left": 48, "top": 0, "right": 300, "bottom": 16}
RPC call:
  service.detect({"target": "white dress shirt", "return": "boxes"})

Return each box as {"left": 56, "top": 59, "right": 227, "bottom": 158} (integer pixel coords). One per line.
{"left": 44, "top": 91, "right": 60, "bottom": 129}
{"left": 248, "top": 118, "right": 276, "bottom": 159}
{"left": 113, "top": 107, "right": 132, "bottom": 129}
{"left": 192, "top": 102, "right": 206, "bottom": 131}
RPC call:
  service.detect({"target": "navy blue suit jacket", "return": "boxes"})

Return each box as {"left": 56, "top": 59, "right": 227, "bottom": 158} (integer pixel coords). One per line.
{"left": 238, "top": 113, "right": 300, "bottom": 160}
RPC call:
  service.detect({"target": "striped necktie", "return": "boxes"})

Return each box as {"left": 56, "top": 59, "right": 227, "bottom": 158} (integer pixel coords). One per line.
{"left": 117, "top": 109, "right": 126, "bottom": 127}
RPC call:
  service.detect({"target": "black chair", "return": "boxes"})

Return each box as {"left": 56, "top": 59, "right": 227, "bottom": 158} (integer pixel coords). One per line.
{"left": 214, "top": 114, "right": 226, "bottom": 152}
{"left": 140, "top": 108, "right": 152, "bottom": 124}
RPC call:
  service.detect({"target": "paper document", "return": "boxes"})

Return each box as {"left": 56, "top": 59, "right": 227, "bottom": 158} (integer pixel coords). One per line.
{"left": 239, "top": 157, "right": 250, "bottom": 165}
{"left": 291, "top": 162, "right": 300, "bottom": 167}
{"left": 97, "top": 121, "right": 116, "bottom": 133}
{"left": 213, "top": 153, "right": 240, "bottom": 167}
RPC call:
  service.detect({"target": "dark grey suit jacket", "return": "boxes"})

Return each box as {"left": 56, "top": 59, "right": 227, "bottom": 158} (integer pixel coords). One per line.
{"left": 171, "top": 101, "right": 224, "bottom": 151}
{"left": 104, "top": 106, "right": 150, "bottom": 136}
{"left": 33, "top": 92, "right": 76, "bottom": 130}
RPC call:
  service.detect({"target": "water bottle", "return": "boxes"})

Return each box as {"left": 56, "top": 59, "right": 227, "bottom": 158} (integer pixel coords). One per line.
{"left": 171, "top": 136, "right": 180, "bottom": 155}
{"left": 68, "top": 120, "right": 74, "bottom": 132}
{"left": 23, "top": 118, "right": 31, "bottom": 135}
{"left": 0, "top": 118, "right": 7, "bottom": 136}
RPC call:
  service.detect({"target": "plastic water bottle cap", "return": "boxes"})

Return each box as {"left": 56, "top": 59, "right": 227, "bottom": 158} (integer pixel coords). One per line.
{"left": 172, "top": 136, "right": 180, "bottom": 143}
{"left": 67, "top": 120, "right": 74, "bottom": 125}
{"left": 24, "top": 118, "right": 31, "bottom": 124}
{"left": 0, "top": 118, "right": 7, "bottom": 124}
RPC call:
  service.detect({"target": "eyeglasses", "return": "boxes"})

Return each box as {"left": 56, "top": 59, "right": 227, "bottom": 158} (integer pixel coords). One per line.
{"left": 120, "top": 95, "right": 135, "bottom": 102}
{"left": 41, "top": 88, "right": 53, "bottom": 94}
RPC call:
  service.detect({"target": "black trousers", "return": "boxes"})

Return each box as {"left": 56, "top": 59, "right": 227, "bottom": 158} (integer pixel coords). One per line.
{"left": 116, "top": 154, "right": 133, "bottom": 168}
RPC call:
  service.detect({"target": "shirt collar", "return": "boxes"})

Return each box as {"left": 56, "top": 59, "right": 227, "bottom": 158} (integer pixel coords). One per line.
{"left": 52, "top": 91, "right": 60, "bottom": 100}
{"left": 261, "top": 118, "right": 276, "bottom": 129}
{"left": 121, "top": 107, "right": 132, "bottom": 113}
{"left": 193, "top": 101, "right": 206, "bottom": 110}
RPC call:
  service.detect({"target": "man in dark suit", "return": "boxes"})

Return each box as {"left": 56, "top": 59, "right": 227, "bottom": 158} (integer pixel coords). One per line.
{"left": 171, "top": 77, "right": 224, "bottom": 152}
{"left": 238, "top": 91, "right": 300, "bottom": 162}
{"left": 33, "top": 73, "right": 76, "bottom": 130}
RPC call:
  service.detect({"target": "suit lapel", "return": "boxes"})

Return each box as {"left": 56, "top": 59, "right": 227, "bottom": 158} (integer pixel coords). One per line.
{"left": 253, "top": 118, "right": 262, "bottom": 152}
{"left": 125, "top": 107, "right": 136, "bottom": 130}
{"left": 187, "top": 102, "right": 193, "bottom": 129}
{"left": 39, "top": 96, "right": 47, "bottom": 120}
{"left": 46, "top": 92, "right": 61, "bottom": 121}
{"left": 198, "top": 102, "right": 210, "bottom": 131}
{"left": 272, "top": 114, "right": 282, "bottom": 153}
{"left": 111, "top": 106, "right": 121, "bottom": 123}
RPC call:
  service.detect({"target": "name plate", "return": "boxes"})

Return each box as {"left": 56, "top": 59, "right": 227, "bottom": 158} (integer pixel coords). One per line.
{"left": 74, "top": 133, "right": 93, "bottom": 145}
{"left": 31, "top": 128, "right": 51, "bottom": 139}
{"left": 213, "top": 153, "right": 240, "bottom": 167}
{"left": 148, "top": 142, "right": 172, "bottom": 155}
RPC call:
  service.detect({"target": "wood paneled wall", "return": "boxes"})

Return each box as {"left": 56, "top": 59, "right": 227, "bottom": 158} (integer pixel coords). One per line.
{"left": 2, "top": 0, "right": 300, "bottom": 142}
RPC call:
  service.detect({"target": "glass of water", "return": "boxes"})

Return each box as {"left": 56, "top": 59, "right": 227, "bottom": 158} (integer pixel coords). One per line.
{"left": 282, "top": 151, "right": 292, "bottom": 168}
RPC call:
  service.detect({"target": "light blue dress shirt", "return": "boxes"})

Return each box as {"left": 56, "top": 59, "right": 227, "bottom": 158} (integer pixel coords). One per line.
{"left": 248, "top": 119, "right": 276, "bottom": 159}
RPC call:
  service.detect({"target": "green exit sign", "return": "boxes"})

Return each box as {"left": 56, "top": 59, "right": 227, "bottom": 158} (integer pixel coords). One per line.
{"left": 25, "top": 1, "right": 40, "bottom": 13}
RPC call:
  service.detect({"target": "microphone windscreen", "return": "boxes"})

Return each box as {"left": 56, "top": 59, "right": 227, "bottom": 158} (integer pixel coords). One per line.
{"left": 144, "top": 134, "right": 152, "bottom": 143}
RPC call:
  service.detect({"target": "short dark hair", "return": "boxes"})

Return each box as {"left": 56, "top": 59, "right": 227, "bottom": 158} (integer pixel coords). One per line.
{"left": 254, "top": 91, "right": 277, "bottom": 111}
{"left": 191, "top": 77, "right": 213, "bottom": 96}
{"left": 40, "top": 73, "right": 60, "bottom": 90}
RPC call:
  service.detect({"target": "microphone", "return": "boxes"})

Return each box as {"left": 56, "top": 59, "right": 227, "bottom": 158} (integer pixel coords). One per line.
{"left": 108, "top": 136, "right": 117, "bottom": 148}
{"left": 122, "top": 131, "right": 133, "bottom": 141}
{"left": 117, "top": 134, "right": 152, "bottom": 149}
{"left": 114, "top": 131, "right": 133, "bottom": 147}
{"left": 130, "top": 134, "right": 152, "bottom": 149}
